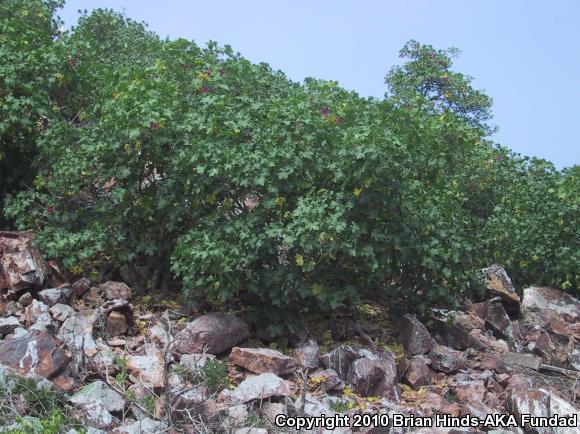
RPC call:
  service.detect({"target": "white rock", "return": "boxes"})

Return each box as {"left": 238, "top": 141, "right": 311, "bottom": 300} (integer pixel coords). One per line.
{"left": 179, "top": 353, "right": 216, "bottom": 371}
{"left": 222, "top": 372, "right": 292, "bottom": 405}
{"left": 112, "top": 418, "right": 167, "bottom": 434}
{"left": 127, "top": 344, "right": 165, "bottom": 389}
{"left": 70, "top": 380, "right": 125, "bottom": 413}
{"left": 49, "top": 303, "right": 76, "bottom": 322}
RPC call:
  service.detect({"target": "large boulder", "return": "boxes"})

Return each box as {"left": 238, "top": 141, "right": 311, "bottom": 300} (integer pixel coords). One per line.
{"left": 523, "top": 286, "right": 580, "bottom": 326}
{"left": 0, "top": 232, "right": 49, "bottom": 290}
{"left": 0, "top": 330, "right": 70, "bottom": 379}
{"left": 172, "top": 313, "right": 250, "bottom": 355}
{"left": 505, "top": 387, "right": 579, "bottom": 434}
{"left": 229, "top": 347, "right": 296, "bottom": 375}
{"left": 321, "top": 345, "right": 397, "bottom": 397}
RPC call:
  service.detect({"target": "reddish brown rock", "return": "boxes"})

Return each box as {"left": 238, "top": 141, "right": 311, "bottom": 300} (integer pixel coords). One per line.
{"left": 455, "top": 379, "right": 486, "bottom": 404}
{"left": 346, "top": 349, "right": 397, "bottom": 397}
{"left": 399, "top": 355, "right": 431, "bottom": 389}
{"left": 428, "top": 345, "right": 465, "bottom": 374}
{"left": 0, "top": 232, "right": 49, "bottom": 290}
{"left": 399, "top": 314, "right": 434, "bottom": 356}
{"left": 71, "top": 277, "right": 91, "bottom": 299}
{"left": 321, "top": 345, "right": 358, "bottom": 379}
{"left": 230, "top": 347, "right": 297, "bottom": 375}
{"left": 309, "top": 368, "right": 343, "bottom": 391}
{"left": 172, "top": 313, "right": 250, "bottom": 355}
{"left": 105, "top": 311, "right": 128, "bottom": 337}
{"left": 0, "top": 331, "right": 70, "bottom": 379}
{"left": 485, "top": 298, "right": 513, "bottom": 340}
{"left": 523, "top": 286, "right": 580, "bottom": 325}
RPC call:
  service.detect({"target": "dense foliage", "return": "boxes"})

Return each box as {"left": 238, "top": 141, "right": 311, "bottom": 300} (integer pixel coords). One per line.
{"left": 2, "top": 1, "right": 578, "bottom": 329}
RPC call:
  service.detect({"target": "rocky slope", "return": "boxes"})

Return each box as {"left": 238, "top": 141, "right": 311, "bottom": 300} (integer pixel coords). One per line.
{"left": 1, "top": 232, "right": 579, "bottom": 433}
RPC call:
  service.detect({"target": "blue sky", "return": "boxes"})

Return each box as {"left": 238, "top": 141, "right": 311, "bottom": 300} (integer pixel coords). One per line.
{"left": 58, "top": 0, "right": 579, "bottom": 169}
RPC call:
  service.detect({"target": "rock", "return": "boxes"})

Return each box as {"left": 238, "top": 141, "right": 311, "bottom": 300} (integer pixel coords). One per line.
{"left": 309, "top": 368, "right": 343, "bottom": 391}
{"left": 70, "top": 380, "right": 125, "bottom": 413}
{"left": 428, "top": 345, "right": 465, "bottom": 374}
{"left": 261, "top": 401, "right": 287, "bottom": 424}
{"left": 399, "top": 356, "right": 431, "bottom": 389}
{"left": 468, "top": 329, "right": 509, "bottom": 353}
{"left": 99, "top": 281, "right": 132, "bottom": 301}
{"left": 294, "top": 339, "right": 320, "bottom": 369}
{"left": 38, "top": 287, "right": 70, "bottom": 306}
{"left": 234, "top": 429, "right": 268, "bottom": 434}
{"left": 0, "top": 316, "right": 20, "bottom": 336}
{"left": 49, "top": 303, "right": 76, "bottom": 322}
{"left": 126, "top": 344, "right": 165, "bottom": 389}
{"left": 230, "top": 347, "right": 296, "bottom": 375}
{"left": 149, "top": 324, "right": 169, "bottom": 347}
{"left": 18, "top": 292, "right": 32, "bottom": 307}
{"left": 482, "top": 264, "right": 521, "bottom": 317}
{"left": 105, "top": 311, "right": 128, "bottom": 337}
{"left": 0, "top": 231, "right": 49, "bottom": 290}
{"left": 23, "top": 299, "right": 52, "bottom": 331}
{"left": 58, "top": 314, "right": 98, "bottom": 357}
{"left": 321, "top": 345, "right": 358, "bottom": 379}
{"left": 0, "top": 330, "right": 69, "bottom": 379}
{"left": 502, "top": 352, "right": 542, "bottom": 371}
{"left": 180, "top": 353, "right": 216, "bottom": 371}
{"left": 112, "top": 418, "right": 167, "bottom": 434}
{"left": 0, "top": 300, "right": 19, "bottom": 317}
{"left": 523, "top": 286, "right": 580, "bottom": 325}
{"left": 222, "top": 372, "right": 292, "bottom": 404}
{"left": 505, "top": 387, "right": 579, "bottom": 434}
{"left": 71, "top": 277, "right": 91, "bottom": 299}
{"left": 399, "top": 314, "right": 434, "bottom": 356}
{"left": 347, "top": 349, "right": 397, "bottom": 397}
{"left": 455, "top": 379, "right": 486, "bottom": 404}
{"left": 222, "top": 404, "right": 249, "bottom": 430}
{"left": 484, "top": 298, "right": 513, "bottom": 340}
{"left": 172, "top": 312, "right": 250, "bottom": 355}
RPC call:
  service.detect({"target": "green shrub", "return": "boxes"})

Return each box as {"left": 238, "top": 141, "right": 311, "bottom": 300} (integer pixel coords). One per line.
{"left": 4, "top": 6, "right": 578, "bottom": 329}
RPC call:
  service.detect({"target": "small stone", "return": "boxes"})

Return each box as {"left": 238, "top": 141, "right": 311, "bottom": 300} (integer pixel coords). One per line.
{"left": 346, "top": 349, "right": 397, "bottom": 397}
{"left": 105, "top": 311, "right": 128, "bottom": 337}
{"left": 485, "top": 298, "right": 513, "bottom": 340}
{"left": 179, "top": 353, "right": 216, "bottom": 371}
{"left": 309, "top": 368, "right": 343, "bottom": 391}
{"left": 49, "top": 303, "right": 76, "bottom": 322}
{"left": 18, "top": 292, "right": 33, "bottom": 307}
{"left": 230, "top": 347, "right": 296, "bottom": 375}
{"left": 0, "top": 316, "right": 20, "bottom": 336}
{"left": 24, "top": 299, "right": 52, "bottom": 331}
